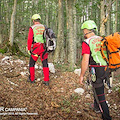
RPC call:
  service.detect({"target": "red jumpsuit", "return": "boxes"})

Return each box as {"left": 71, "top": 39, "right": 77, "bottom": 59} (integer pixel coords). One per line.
{"left": 27, "top": 24, "right": 49, "bottom": 82}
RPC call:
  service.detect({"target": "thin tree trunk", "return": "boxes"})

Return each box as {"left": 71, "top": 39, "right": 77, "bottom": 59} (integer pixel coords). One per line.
{"left": 106, "top": 0, "right": 111, "bottom": 35}
{"left": 100, "top": 0, "right": 115, "bottom": 36}
{"left": 45, "top": 0, "right": 49, "bottom": 27}
{"left": 67, "top": 0, "right": 75, "bottom": 70}
{"left": 0, "top": 0, "right": 2, "bottom": 44}
{"left": 9, "top": 0, "right": 17, "bottom": 46}
{"left": 100, "top": 0, "right": 105, "bottom": 36}
{"left": 107, "top": 16, "right": 110, "bottom": 35}
{"left": 65, "top": 0, "right": 69, "bottom": 60}
{"left": 115, "top": 0, "right": 118, "bottom": 32}
{"left": 73, "top": 0, "right": 77, "bottom": 64}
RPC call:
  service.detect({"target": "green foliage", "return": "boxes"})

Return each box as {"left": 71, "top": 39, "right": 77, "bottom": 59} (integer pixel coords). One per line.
{"left": 62, "top": 99, "right": 71, "bottom": 107}
{"left": 1, "top": 0, "right": 120, "bottom": 63}
{"left": 0, "top": 48, "right": 7, "bottom": 54}
{"left": 0, "top": 40, "right": 28, "bottom": 57}
{"left": 118, "top": 88, "right": 120, "bottom": 93}
{"left": 112, "top": 86, "right": 120, "bottom": 92}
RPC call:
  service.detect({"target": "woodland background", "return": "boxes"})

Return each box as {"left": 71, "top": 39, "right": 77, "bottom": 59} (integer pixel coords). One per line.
{"left": 0, "top": 0, "right": 120, "bottom": 69}
{"left": 0, "top": 0, "right": 120, "bottom": 120}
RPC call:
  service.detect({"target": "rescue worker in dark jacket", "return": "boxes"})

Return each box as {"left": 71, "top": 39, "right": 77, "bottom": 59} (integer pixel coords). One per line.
{"left": 27, "top": 14, "right": 49, "bottom": 86}
{"left": 79, "top": 20, "right": 112, "bottom": 120}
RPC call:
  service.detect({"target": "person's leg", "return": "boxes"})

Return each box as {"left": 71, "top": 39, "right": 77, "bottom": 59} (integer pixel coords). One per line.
{"left": 42, "top": 59, "right": 49, "bottom": 82}
{"left": 39, "top": 44, "right": 49, "bottom": 85}
{"left": 95, "top": 85, "right": 111, "bottom": 120}
{"left": 29, "top": 43, "right": 40, "bottom": 83}
{"left": 29, "top": 55, "right": 38, "bottom": 82}
{"left": 92, "top": 67, "right": 111, "bottom": 120}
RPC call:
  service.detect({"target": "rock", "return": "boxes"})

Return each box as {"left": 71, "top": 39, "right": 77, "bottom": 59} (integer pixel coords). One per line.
{"left": 14, "top": 59, "right": 25, "bottom": 65}
{"left": 39, "top": 66, "right": 42, "bottom": 70}
{"left": 20, "top": 72, "right": 26, "bottom": 76}
{"left": 7, "top": 79, "right": 18, "bottom": 87}
{"left": 108, "top": 89, "right": 112, "bottom": 94}
{"left": 74, "top": 69, "right": 81, "bottom": 76}
{"left": 1, "top": 56, "right": 11, "bottom": 62}
{"left": 23, "top": 67, "right": 27, "bottom": 70}
{"left": 35, "top": 64, "right": 39, "bottom": 69}
{"left": 108, "top": 104, "right": 110, "bottom": 107}
{"left": 61, "top": 88, "right": 64, "bottom": 92}
{"left": 74, "top": 88, "right": 84, "bottom": 95}
{"left": 48, "top": 63, "right": 55, "bottom": 73}
{"left": 114, "top": 104, "right": 117, "bottom": 110}
{"left": 85, "top": 94, "right": 91, "bottom": 98}
{"left": 36, "top": 78, "right": 41, "bottom": 82}
{"left": 77, "top": 111, "right": 82, "bottom": 114}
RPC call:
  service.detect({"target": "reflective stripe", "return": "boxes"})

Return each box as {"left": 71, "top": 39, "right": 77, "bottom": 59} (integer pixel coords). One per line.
{"left": 95, "top": 55, "right": 101, "bottom": 65}
{"left": 31, "top": 24, "right": 45, "bottom": 43}
{"left": 97, "top": 93, "right": 105, "bottom": 96}
{"left": 89, "top": 65, "right": 107, "bottom": 67}
{"left": 99, "top": 100, "right": 106, "bottom": 103}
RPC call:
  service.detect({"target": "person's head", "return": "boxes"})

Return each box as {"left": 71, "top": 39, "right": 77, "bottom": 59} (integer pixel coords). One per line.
{"left": 32, "top": 14, "right": 41, "bottom": 24}
{"left": 81, "top": 20, "right": 97, "bottom": 39}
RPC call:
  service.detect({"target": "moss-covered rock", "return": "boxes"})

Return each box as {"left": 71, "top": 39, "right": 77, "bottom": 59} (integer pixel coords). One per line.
{"left": 0, "top": 40, "right": 28, "bottom": 57}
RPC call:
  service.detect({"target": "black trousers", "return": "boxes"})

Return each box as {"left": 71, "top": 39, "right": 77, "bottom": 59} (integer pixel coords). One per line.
{"left": 91, "top": 67, "right": 112, "bottom": 120}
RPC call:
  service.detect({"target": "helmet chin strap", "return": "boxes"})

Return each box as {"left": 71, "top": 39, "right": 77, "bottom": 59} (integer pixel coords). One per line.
{"left": 84, "top": 31, "right": 93, "bottom": 36}
{"left": 84, "top": 31, "right": 93, "bottom": 39}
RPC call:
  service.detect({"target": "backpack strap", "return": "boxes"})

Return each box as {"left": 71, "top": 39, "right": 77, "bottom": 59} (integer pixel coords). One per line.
{"left": 100, "top": 38, "right": 109, "bottom": 64}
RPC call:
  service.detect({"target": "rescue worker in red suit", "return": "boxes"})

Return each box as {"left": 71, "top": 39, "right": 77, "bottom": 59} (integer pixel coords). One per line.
{"left": 27, "top": 14, "right": 49, "bottom": 86}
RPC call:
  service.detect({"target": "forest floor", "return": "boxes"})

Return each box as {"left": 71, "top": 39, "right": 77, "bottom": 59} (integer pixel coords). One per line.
{"left": 0, "top": 53, "right": 120, "bottom": 120}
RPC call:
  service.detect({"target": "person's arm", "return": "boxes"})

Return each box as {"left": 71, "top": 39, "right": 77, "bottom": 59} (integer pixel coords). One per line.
{"left": 79, "top": 41, "right": 90, "bottom": 84}
{"left": 79, "top": 54, "right": 89, "bottom": 84}
{"left": 27, "top": 27, "right": 33, "bottom": 51}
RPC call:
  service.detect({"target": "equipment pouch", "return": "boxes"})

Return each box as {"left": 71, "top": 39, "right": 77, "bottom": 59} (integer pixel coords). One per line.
{"left": 91, "top": 67, "right": 96, "bottom": 82}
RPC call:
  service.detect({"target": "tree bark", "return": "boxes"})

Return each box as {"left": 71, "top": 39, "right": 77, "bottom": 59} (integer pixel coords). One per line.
{"left": 9, "top": 0, "right": 17, "bottom": 46}
{"left": 115, "top": 0, "right": 118, "bottom": 32}
{"left": 73, "top": 0, "right": 77, "bottom": 64}
{"left": 0, "top": 0, "right": 2, "bottom": 44}
{"left": 54, "top": 0, "right": 65, "bottom": 63}
{"left": 107, "top": 16, "right": 110, "bottom": 36}
{"left": 67, "top": 0, "right": 75, "bottom": 70}
{"left": 45, "top": 0, "right": 49, "bottom": 27}
{"left": 100, "top": 0, "right": 105, "bottom": 36}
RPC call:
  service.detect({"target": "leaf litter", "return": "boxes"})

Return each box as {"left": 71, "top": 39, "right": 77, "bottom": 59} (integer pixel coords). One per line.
{"left": 0, "top": 54, "right": 119, "bottom": 120}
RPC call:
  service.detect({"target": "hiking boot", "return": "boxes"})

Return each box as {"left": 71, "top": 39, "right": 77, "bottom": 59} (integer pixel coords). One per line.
{"left": 43, "top": 81, "right": 49, "bottom": 86}
{"left": 27, "top": 77, "right": 35, "bottom": 83}
{"left": 90, "top": 103, "right": 101, "bottom": 113}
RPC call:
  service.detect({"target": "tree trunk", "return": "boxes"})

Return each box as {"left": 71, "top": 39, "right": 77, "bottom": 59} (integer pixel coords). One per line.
{"left": 115, "top": 0, "right": 118, "bottom": 32}
{"left": 9, "top": 0, "right": 17, "bottom": 46}
{"left": 54, "top": 0, "right": 65, "bottom": 63}
{"left": 100, "top": 0, "right": 114, "bottom": 36}
{"left": 73, "top": 0, "right": 77, "bottom": 64}
{"left": 100, "top": 0, "right": 105, "bottom": 36}
{"left": 0, "top": 0, "right": 2, "bottom": 44}
{"left": 106, "top": 0, "right": 111, "bottom": 35}
{"left": 0, "top": 34, "right": 2, "bottom": 44}
{"left": 107, "top": 16, "right": 110, "bottom": 35}
{"left": 65, "top": 0, "right": 69, "bottom": 59}
{"left": 45, "top": 0, "right": 49, "bottom": 27}
{"left": 67, "top": 0, "right": 75, "bottom": 70}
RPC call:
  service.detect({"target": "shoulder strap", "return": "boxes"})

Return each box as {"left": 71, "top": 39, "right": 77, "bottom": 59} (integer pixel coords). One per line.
{"left": 100, "top": 38, "right": 108, "bottom": 63}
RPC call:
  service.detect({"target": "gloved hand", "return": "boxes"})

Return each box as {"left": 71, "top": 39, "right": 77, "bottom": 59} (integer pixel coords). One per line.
{"left": 28, "top": 50, "right": 31, "bottom": 55}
